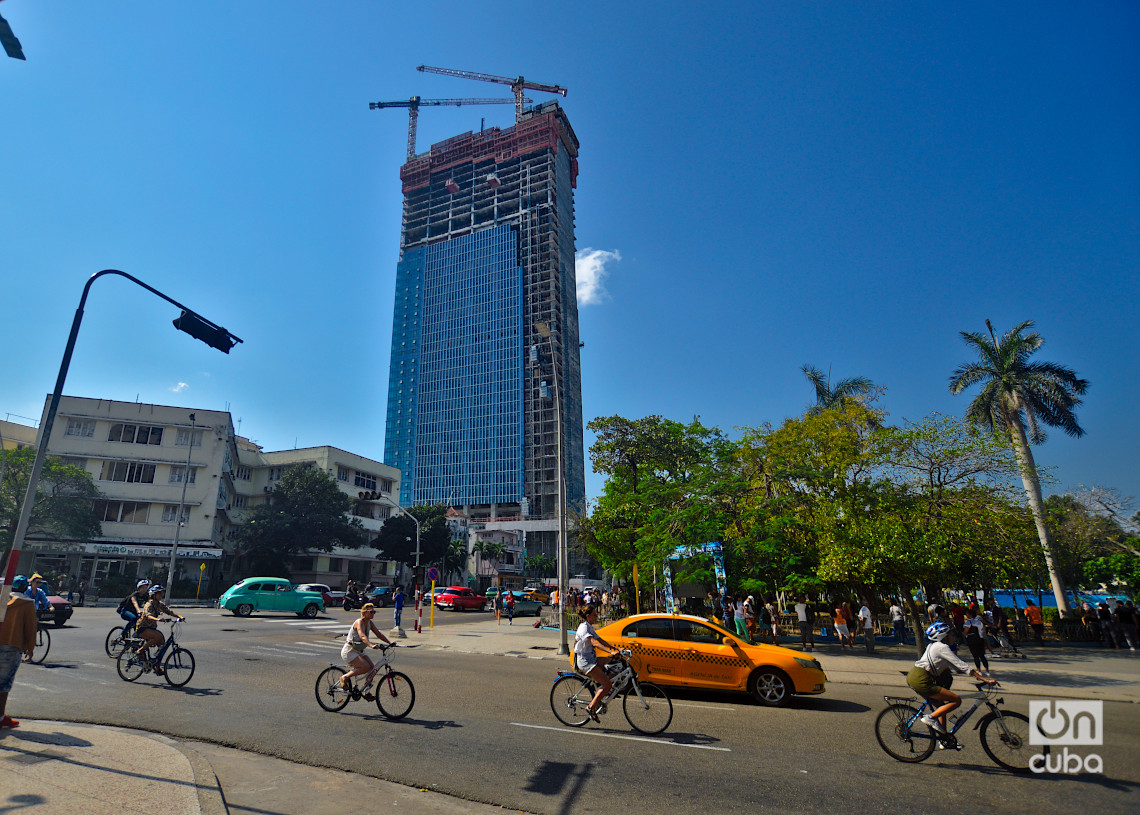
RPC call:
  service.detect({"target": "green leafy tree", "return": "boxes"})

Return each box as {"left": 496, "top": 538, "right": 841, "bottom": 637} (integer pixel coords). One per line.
{"left": 0, "top": 446, "right": 102, "bottom": 554}
{"left": 237, "top": 465, "right": 365, "bottom": 577}
{"left": 372, "top": 504, "right": 451, "bottom": 571}
{"left": 950, "top": 319, "right": 1090, "bottom": 615}
{"left": 471, "top": 540, "right": 506, "bottom": 577}
{"left": 525, "top": 553, "right": 556, "bottom": 578}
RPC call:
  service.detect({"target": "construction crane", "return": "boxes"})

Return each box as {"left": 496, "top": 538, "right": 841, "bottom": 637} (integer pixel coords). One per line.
{"left": 369, "top": 96, "right": 526, "bottom": 159}
{"left": 416, "top": 65, "right": 567, "bottom": 123}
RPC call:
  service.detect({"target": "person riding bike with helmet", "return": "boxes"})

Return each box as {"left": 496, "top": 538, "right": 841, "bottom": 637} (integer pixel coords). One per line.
{"left": 134, "top": 585, "right": 184, "bottom": 675}
{"left": 116, "top": 579, "right": 151, "bottom": 638}
{"left": 907, "top": 621, "right": 996, "bottom": 738}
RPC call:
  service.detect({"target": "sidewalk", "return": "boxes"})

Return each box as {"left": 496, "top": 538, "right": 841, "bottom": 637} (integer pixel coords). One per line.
{"left": 1, "top": 617, "right": 1134, "bottom": 814}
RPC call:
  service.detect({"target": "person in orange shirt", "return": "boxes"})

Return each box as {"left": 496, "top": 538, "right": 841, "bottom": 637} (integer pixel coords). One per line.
{"left": 833, "top": 602, "right": 853, "bottom": 649}
{"left": 1023, "top": 600, "right": 1045, "bottom": 645}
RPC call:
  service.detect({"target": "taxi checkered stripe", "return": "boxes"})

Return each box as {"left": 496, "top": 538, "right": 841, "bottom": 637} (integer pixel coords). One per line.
{"left": 628, "top": 642, "right": 748, "bottom": 668}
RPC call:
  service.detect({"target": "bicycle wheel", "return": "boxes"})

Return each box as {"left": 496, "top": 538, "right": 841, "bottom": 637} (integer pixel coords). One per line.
{"left": 105, "top": 626, "right": 127, "bottom": 657}
{"left": 623, "top": 682, "right": 673, "bottom": 735}
{"left": 30, "top": 627, "right": 50, "bottom": 664}
{"left": 374, "top": 671, "right": 415, "bottom": 720}
{"left": 116, "top": 649, "right": 147, "bottom": 682}
{"left": 550, "top": 674, "right": 592, "bottom": 727}
{"left": 163, "top": 646, "right": 196, "bottom": 687}
{"left": 315, "top": 666, "right": 351, "bottom": 712}
{"left": 979, "top": 710, "right": 1037, "bottom": 773}
{"left": 874, "top": 704, "right": 935, "bottom": 763}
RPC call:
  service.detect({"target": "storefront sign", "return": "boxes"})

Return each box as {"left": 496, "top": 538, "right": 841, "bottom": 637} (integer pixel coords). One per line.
{"left": 25, "top": 541, "right": 223, "bottom": 560}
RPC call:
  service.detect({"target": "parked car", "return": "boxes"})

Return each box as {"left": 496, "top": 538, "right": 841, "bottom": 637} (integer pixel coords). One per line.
{"left": 523, "top": 586, "right": 550, "bottom": 604}
{"left": 594, "top": 613, "right": 827, "bottom": 707}
{"left": 218, "top": 578, "right": 324, "bottom": 618}
{"left": 507, "top": 591, "right": 542, "bottom": 617}
{"left": 35, "top": 582, "right": 74, "bottom": 627}
{"left": 434, "top": 586, "right": 487, "bottom": 612}
{"left": 297, "top": 583, "right": 345, "bottom": 609}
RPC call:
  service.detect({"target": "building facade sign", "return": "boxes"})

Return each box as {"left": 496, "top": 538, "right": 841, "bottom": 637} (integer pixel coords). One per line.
{"left": 25, "top": 541, "right": 222, "bottom": 559}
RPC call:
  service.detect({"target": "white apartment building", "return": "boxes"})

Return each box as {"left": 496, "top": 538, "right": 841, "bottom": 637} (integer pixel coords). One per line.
{"left": 11, "top": 396, "right": 400, "bottom": 595}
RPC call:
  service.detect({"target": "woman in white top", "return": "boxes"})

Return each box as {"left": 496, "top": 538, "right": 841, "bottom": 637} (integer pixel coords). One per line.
{"left": 575, "top": 605, "right": 620, "bottom": 722}
{"left": 963, "top": 607, "right": 990, "bottom": 673}
{"left": 906, "top": 622, "right": 995, "bottom": 733}
{"left": 340, "top": 603, "right": 392, "bottom": 692}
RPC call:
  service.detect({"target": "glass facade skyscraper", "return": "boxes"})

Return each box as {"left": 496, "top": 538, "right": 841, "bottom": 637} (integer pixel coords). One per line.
{"left": 383, "top": 102, "right": 585, "bottom": 557}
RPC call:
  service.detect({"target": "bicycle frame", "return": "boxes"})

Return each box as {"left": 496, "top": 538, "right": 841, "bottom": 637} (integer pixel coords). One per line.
{"left": 136, "top": 621, "right": 182, "bottom": 666}
{"left": 555, "top": 653, "right": 648, "bottom": 710}
{"left": 886, "top": 685, "right": 1004, "bottom": 744}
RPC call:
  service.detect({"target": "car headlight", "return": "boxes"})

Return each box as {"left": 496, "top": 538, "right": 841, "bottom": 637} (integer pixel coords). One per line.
{"left": 794, "top": 657, "right": 822, "bottom": 670}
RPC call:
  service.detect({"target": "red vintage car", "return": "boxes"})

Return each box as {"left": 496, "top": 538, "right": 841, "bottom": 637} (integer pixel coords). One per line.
{"left": 433, "top": 586, "right": 487, "bottom": 612}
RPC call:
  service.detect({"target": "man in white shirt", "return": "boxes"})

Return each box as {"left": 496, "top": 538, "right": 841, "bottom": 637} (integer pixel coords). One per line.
{"left": 889, "top": 600, "right": 906, "bottom": 644}
{"left": 794, "top": 595, "right": 815, "bottom": 652}
{"left": 858, "top": 599, "right": 876, "bottom": 654}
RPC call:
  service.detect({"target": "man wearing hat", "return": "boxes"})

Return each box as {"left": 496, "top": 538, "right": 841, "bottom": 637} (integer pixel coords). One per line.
{"left": 1, "top": 576, "right": 39, "bottom": 727}
{"left": 25, "top": 573, "right": 51, "bottom": 615}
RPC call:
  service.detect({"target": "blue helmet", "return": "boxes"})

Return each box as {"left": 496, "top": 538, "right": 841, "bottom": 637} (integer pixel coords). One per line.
{"left": 11, "top": 575, "right": 28, "bottom": 592}
{"left": 148, "top": 584, "right": 165, "bottom": 596}
{"left": 925, "top": 621, "right": 951, "bottom": 642}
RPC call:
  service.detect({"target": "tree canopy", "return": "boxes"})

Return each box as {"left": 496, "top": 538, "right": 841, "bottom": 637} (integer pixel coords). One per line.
{"left": 372, "top": 503, "right": 451, "bottom": 572}
{"left": 0, "top": 446, "right": 102, "bottom": 553}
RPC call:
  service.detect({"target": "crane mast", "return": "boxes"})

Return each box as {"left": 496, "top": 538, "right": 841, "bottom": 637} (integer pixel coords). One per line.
{"left": 416, "top": 65, "right": 568, "bottom": 122}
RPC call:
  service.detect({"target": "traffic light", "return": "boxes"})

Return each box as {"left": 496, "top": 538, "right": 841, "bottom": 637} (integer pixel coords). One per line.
{"left": 358, "top": 491, "right": 383, "bottom": 500}
{"left": 172, "top": 310, "right": 240, "bottom": 354}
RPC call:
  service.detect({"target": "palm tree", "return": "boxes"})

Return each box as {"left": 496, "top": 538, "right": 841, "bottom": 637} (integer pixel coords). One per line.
{"left": 801, "top": 364, "right": 874, "bottom": 413}
{"left": 949, "top": 320, "right": 1089, "bottom": 616}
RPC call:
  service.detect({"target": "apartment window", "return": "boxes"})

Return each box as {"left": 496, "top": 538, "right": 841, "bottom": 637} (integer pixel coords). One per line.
{"left": 337, "top": 466, "right": 350, "bottom": 482}
{"left": 65, "top": 419, "right": 96, "bottom": 438}
{"left": 60, "top": 456, "right": 87, "bottom": 470}
{"left": 354, "top": 471, "right": 377, "bottom": 491}
{"left": 168, "top": 466, "right": 197, "bottom": 484}
{"left": 175, "top": 429, "right": 204, "bottom": 447}
{"left": 161, "top": 505, "right": 190, "bottom": 524}
{"left": 108, "top": 423, "right": 164, "bottom": 445}
{"left": 235, "top": 465, "right": 252, "bottom": 481}
{"left": 380, "top": 478, "right": 394, "bottom": 493}
{"left": 268, "top": 467, "right": 283, "bottom": 482}
{"left": 94, "top": 500, "right": 150, "bottom": 524}
{"left": 100, "top": 461, "right": 156, "bottom": 484}
{"left": 328, "top": 558, "right": 345, "bottom": 571}
{"left": 232, "top": 494, "right": 248, "bottom": 509}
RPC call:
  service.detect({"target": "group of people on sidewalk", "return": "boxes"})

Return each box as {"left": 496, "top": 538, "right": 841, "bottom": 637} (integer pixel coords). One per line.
{"left": 1081, "top": 599, "right": 1139, "bottom": 651}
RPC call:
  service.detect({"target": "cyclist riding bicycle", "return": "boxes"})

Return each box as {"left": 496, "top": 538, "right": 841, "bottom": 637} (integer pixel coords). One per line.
{"left": 134, "top": 585, "right": 185, "bottom": 675}
{"left": 907, "top": 621, "right": 996, "bottom": 738}
{"left": 340, "top": 603, "right": 392, "bottom": 695}
{"left": 574, "top": 605, "right": 621, "bottom": 723}
{"left": 24, "top": 574, "right": 51, "bottom": 614}
{"left": 116, "top": 579, "right": 151, "bottom": 637}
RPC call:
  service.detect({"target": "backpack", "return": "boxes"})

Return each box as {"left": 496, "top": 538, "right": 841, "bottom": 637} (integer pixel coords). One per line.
{"left": 117, "top": 593, "right": 136, "bottom": 614}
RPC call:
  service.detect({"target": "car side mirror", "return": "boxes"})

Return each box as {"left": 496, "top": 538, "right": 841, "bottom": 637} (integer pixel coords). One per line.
{"left": 722, "top": 636, "right": 734, "bottom": 645}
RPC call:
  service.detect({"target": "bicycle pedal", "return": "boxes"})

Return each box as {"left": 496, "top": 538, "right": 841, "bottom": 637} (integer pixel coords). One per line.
{"left": 363, "top": 693, "right": 376, "bottom": 702}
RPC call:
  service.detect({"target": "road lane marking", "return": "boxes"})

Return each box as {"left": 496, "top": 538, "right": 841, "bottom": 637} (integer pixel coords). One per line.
{"left": 511, "top": 722, "right": 731, "bottom": 751}
{"left": 251, "top": 645, "right": 327, "bottom": 657}
{"left": 673, "top": 702, "right": 736, "bottom": 711}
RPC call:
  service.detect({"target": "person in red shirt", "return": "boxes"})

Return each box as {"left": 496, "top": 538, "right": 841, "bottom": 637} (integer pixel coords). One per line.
{"left": 1023, "top": 601, "right": 1045, "bottom": 645}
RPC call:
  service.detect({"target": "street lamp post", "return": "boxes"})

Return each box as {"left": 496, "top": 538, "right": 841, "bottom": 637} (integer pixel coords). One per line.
{"left": 536, "top": 322, "right": 569, "bottom": 656}
{"left": 165, "top": 413, "right": 196, "bottom": 599}
{"left": 2, "top": 270, "right": 240, "bottom": 585}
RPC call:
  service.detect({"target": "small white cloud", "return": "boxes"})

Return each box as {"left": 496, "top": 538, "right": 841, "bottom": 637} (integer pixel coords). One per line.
{"left": 170, "top": 382, "right": 189, "bottom": 393}
{"left": 575, "top": 248, "right": 620, "bottom": 306}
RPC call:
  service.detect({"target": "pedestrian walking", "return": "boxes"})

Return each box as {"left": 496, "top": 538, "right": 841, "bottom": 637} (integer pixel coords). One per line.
{"left": 1024, "top": 600, "right": 1046, "bottom": 645}
{"left": 393, "top": 586, "right": 405, "bottom": 630}
{"left": 494, "top": 589, "right": 504, "bottom": 626}
{"left": 794, "top": 595, "right": 815, "bottom": 652}
{"left": 66, "top": 575, "right": 75, "bottom": 604}
{"left": 505, "top": 590, "right": 516, "bottom": 625}
{"left": 964, "top": 607, "right": 990, "bottom": 672}
{"left": 710, "top": 591, "right": 722, "bottom": 622}
{"left": 720, "top": 590, "right": 734, "bottom": 633}
{"left": 1097, "top": 603, "right": 1119, "bottom": 649}
{"left": 1123, "top": 601, "right": 1140, "bottom": 651}
{"left": 744, "top": 595, "right": 757, "bottom": 643}
{"left": 889, "top": 599, "right": 907, "bottom": 644}
{"left": 77, "top": 579, "right": 87, "bottom": 607}
{"left": 765, "top": 598, "right": 780, "bottom": 644}
{"left": 833, "top": 601, "right": 853, "bottom": 649}
{"left": 1, "top": 576, "right": 39, "bottom": 729}
{"left": 756, "top": 597, "right": 773, "bottom": 644}
{"left": 859, "top": 599, "right": 876, "bottom": 654}
{"left": 733, "top": 594, "right": 748, "bottom": 639}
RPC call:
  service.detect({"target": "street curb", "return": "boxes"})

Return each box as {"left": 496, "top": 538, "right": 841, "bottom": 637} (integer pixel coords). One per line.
{"left": 178, "top": 742, "right": 230, "bottom": 815}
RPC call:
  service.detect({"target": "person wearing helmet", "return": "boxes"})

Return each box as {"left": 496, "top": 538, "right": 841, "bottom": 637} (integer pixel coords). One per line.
{"left": 907, "top": 621, "right": 996, "bottom": 737}
{"left": 116, "top": 579, "right": 151, "bottom": 638}
{"left": 133, "top": 585, "right": 184, "bottom": 675}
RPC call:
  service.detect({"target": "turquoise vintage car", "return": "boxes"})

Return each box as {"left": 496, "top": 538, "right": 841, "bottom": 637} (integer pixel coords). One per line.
{"left": 218, "top": 577, "right": 324, "bottom": 618}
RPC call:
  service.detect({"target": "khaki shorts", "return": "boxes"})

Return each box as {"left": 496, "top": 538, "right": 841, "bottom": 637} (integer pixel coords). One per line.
{"left": 907, "top": 666, "right": 953, "bottom": 698}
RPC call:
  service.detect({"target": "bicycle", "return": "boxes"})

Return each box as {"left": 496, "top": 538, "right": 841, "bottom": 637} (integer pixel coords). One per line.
{"left": 550, "top": 649, "right": 673, "bottom": 735}
{"left": 315, "top": 643, "right": 416, "bottom": 720}
{"left": 29, "top": 624, "right": 50, "bottom": 664}
{"left": 874, "top": 680, "right": 1040, "bottom": 772}
{"left": 105, "top": 621, "right": 137, "bottom": 658}
{"left": 115, "top": 620, "right": 196, "bottom": 687}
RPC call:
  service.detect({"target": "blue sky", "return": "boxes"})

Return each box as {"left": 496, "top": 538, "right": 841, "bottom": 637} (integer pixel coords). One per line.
{"left": 2, "top": 2, "right": 1137, "bottom": 508}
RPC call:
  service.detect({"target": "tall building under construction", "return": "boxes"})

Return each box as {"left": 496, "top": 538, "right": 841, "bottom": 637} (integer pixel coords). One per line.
{"left": 382, "top": 100, "right": 585, "bottom": 562}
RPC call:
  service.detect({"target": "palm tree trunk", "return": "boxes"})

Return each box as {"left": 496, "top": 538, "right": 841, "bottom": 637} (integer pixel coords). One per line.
{"left": 1007, "top": 413, "right": 1072, "bottom": 617}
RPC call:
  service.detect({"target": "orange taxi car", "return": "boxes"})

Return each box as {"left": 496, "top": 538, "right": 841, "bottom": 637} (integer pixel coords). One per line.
{"left": 594, "top": 613, "right": 827, "bottom": 707}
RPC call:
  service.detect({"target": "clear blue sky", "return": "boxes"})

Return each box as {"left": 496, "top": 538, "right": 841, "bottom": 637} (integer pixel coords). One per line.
{"left": 2, "top": 2, "right": 1137, "bottom": 507}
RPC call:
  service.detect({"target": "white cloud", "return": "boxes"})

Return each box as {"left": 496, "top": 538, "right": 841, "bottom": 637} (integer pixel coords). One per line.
{"left": 170, "top": 382, "right": 189, "bottom": 393}
{"left": 575, "top": 248, "right": 620, "bottom": 306}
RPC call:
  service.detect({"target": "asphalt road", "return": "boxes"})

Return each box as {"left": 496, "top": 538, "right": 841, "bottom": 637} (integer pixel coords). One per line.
{"left": 14, "top": 608, "right": 1139, "bottom": 815}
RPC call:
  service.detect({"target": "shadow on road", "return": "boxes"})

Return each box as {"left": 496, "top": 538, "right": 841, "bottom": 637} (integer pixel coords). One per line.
{"left": 525, "top": 760, "right": 595, "bottom": 815}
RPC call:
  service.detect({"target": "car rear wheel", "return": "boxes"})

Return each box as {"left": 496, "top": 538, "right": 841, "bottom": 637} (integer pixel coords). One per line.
{"left": 749, "top": 667, "right": 793, "bottom": 707}
{"left": 234, "top": 603, "right": 253, "bottom": 617}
